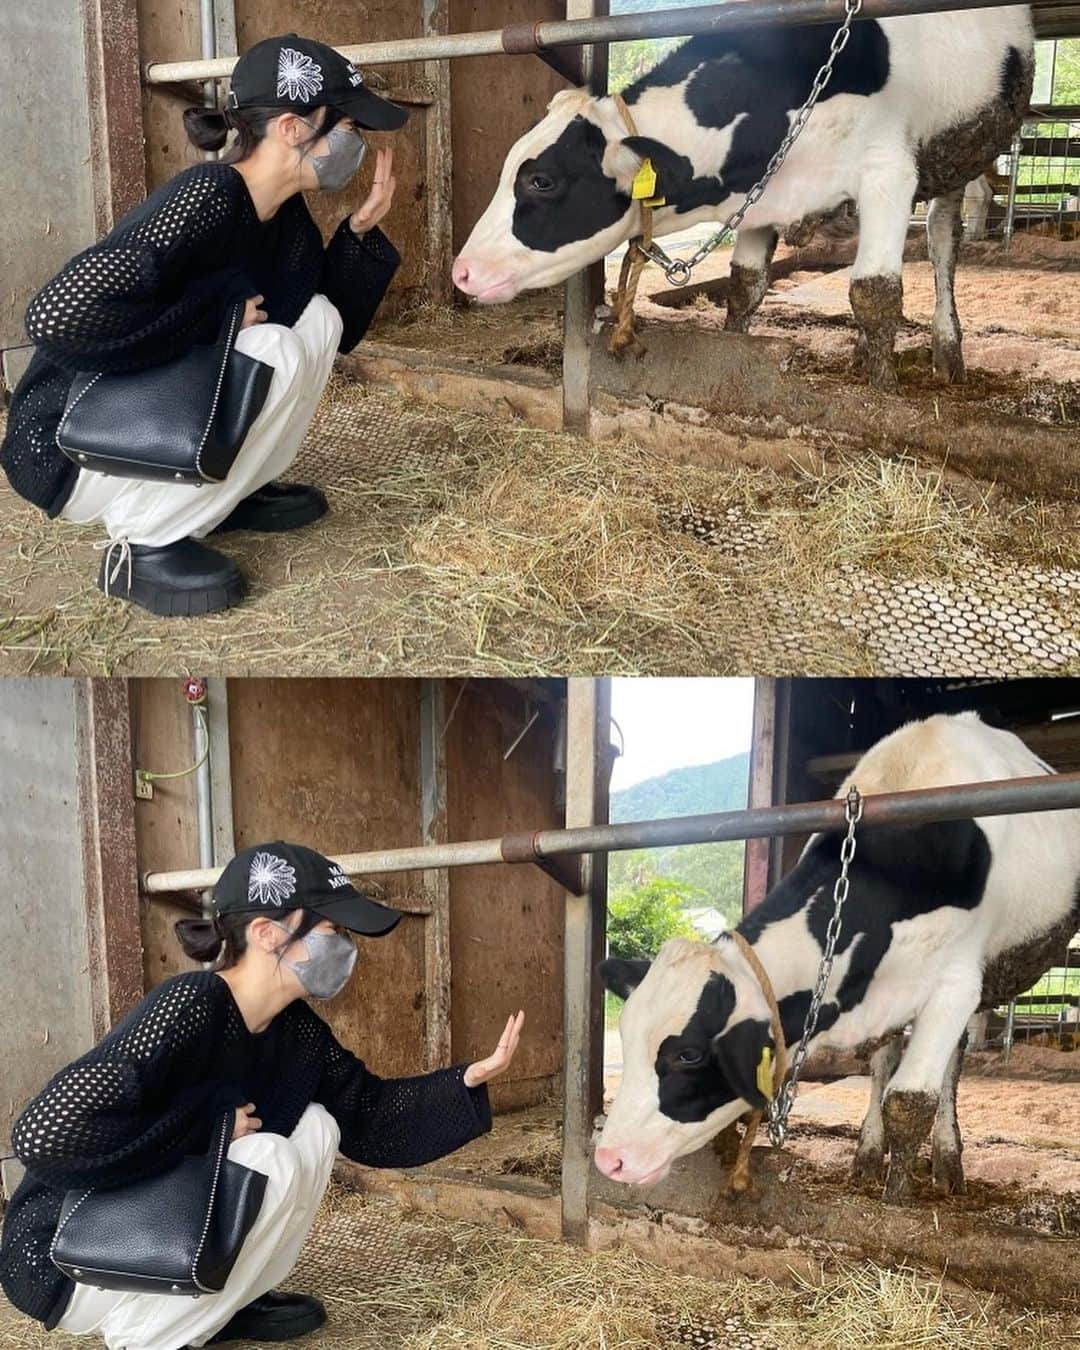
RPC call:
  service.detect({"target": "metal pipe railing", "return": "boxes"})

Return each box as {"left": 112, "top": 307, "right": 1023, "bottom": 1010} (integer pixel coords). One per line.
{"left": 141, "top": 771, "right": 1080, "bottom": 894}
{"left": 143, "top": 0, "right": 1043, "bottom": 83}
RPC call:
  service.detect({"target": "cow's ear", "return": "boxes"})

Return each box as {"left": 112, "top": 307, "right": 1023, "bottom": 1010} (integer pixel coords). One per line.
{"left": 711, "top": 1018, "right": 773, "bottom": 1110}
{"left": 620, "top": 136, "right": 696, "bottom": 198}
{"left": 601, "top": 136, "right": 645, "bottom": 189}
{"left": 600, "top": 957, "right": 651, "bottom": 1000}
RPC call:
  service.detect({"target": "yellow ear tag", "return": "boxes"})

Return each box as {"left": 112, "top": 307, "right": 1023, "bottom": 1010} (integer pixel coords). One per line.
{"left": 630, "top": 158, "right": 666, "bottom": 208}
{"left": 756, "top": 1046, "right": 774, "bottom": 1101}
{"left": 631, "top": 158, "right": 659, "bottom": 202}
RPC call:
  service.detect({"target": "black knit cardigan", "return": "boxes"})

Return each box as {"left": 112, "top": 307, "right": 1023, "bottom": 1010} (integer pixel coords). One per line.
{"left": 1, "top": 161, "right": 400, "bottom": 517}
{"left": 0, "top": 972, "right": 491, "bottom": 1329}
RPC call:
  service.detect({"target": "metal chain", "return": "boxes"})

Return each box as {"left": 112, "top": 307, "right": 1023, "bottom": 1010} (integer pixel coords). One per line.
{"left": 767, "top": 784, "right": 863, "bottom": 1148}
{"left": 634, "top": 0, "right": 865, "bottom": 287}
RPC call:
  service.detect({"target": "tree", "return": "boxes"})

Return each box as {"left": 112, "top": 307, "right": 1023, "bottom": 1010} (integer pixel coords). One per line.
{"left": 606, "top": 877, "right": 702, "bottom": 960}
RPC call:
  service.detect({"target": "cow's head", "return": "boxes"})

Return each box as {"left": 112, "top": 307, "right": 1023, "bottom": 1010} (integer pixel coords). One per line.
{"left": 452, "top": 90, "right": 648, "bottom": 303}
{"left": 595, "top": 937, "right": 775, "bottom": 1186}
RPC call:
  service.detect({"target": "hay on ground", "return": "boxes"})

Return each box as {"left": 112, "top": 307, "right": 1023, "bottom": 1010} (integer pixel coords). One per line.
{"left": 0, "top": 379, "right": 1076, "bottom": 676}
{"left": 2, "top": 1185, "right": 1076, "bottom": 1350}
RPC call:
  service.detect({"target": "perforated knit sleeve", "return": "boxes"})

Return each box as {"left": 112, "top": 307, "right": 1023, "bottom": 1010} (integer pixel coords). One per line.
{"left": 320, "top": 219, "right": 401, "bottom": 353}
{"left": 310, "top": 1015, "right": 492, "bottom": 1168}
{"left": 11, "top": 977, "right": 236, "bottom": 1192}
{"left": 23, "top": 167, "right": 254, "bottom": 376}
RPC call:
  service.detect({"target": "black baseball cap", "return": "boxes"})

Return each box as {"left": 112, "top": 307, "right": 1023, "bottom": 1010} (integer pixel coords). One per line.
{"left": 226, "top": 33, "right": 408, "bottom": 132}
{"left": 213, "top": 841, "right": 403, "bottom": 936}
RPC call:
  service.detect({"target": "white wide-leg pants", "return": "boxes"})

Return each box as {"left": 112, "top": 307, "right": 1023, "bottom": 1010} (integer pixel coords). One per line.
{"left": 60, "top": 294, "right": 343, "bottom": 548}
{"left": 55, "top": 1103, "right": 341, "bottom": 1350}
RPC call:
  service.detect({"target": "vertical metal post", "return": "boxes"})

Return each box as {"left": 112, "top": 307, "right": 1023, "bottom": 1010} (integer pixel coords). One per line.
{"left": 561, "top": 677, "right": 611, "bottom": 1244}
{"left": 1003, "top": 997, "right": 1016, "bottom": 1062}
{"left": 420, "top": 680, "right": 453, "bottom": 1070}
{"left": 743, "top": 679, "right": 776, "bottom": 914}
{"left": 1004, "top": 129, "right": 1022, "bottom": 250}
{"left": 205, "top": 679, "right": 236, "bottom": 867}
{"left": 213, "top": 0, "right": 238, "bottom": 68}
{"left": 562, "top": 0, "right": 609, "bottom": 433}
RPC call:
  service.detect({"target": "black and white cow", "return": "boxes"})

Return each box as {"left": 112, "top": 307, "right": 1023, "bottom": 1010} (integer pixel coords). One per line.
{"left": 597, "top": 712, "right": 1080, "bottom": 1201}
{"left": 453, "top": 12, "right": 1033, "bottom": 389}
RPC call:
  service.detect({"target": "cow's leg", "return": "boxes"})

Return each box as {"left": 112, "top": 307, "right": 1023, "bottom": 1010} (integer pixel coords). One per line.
{"left": 725, "top": 227, "right": 779, "bottom": 333}
{"left": 850, "top": 156, "right": 917, "bottom": 391}
{"left": 962, "top": 175, "right": 993, "bottom": 242}
{"left": 926, "top": 187, "right": 966, "bottom": 384}
{"left": 931, "top": 1031, "right": 967, "bottom": 1195}
{"left": 852, "top": 1034, "right": 903, "bottom": 1184}
{"left": 881, "top": 967, "right": 981, "bottom": 1202}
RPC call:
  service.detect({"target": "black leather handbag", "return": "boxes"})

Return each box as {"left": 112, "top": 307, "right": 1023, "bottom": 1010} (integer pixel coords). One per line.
{"left": 50, "top": 1113, "right": 267, "bottom": 1297}
{"left": 55, "top": 301, "right": 273, "bottom": 486}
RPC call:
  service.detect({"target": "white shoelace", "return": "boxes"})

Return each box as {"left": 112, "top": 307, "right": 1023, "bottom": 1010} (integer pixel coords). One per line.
{"left": 93, "top": 537, "right": 133, "bottom": 598}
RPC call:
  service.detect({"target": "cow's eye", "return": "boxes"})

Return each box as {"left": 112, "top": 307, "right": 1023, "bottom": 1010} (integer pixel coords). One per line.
{"left": 676, "top": 1048, "right": 704, "bottom": 1067}
{"left": 529, "top": 173, "right": 556, "bottom": 193}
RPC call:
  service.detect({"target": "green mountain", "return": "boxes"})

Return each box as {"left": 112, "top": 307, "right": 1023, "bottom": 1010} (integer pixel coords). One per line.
{"left": 609, "top": 754, "right": 750, "bottom": 924}
{"left": 611, "top": 753, "right": 749, "bottom": 823}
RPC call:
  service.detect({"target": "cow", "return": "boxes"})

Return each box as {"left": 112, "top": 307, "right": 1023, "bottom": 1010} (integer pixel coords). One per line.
{"left": 596, "top": 712, "right": 1080, "bottom": 1202}
{"left": 453, "top": 11, "right": 1033, "bottom": 390}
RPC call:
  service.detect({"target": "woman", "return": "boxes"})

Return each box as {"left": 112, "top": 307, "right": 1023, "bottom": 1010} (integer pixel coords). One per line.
{"left": 1, "top": 33, "right": 403, "bottom": 617}
{"left": 0, "top": 841, "right": 525, "bottom": 1348}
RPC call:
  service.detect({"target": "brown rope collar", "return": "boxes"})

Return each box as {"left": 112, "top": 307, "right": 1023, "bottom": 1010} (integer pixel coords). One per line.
{"left": 725, "top": 930, "right": 790, "bottom": 1191}
{"left": 607, "top": 91, "right": 654, "bottom": 359}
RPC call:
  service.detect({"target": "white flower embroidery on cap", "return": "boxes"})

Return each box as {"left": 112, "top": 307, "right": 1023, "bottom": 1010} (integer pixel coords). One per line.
{"left": 249, "top": 851, "right": 298, "bottom": 906}
{"left": 277, "top": 47, "right": 324, "bottom": 103}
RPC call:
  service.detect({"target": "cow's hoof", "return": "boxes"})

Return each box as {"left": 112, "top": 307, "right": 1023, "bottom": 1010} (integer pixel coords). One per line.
{"left": 932, "top": 1149, "right": 965, "bottom": 1196}
{"left": 724, "top": 312, "right": 752, "bottom": 334}
{"left": 729, "top": 1168, "right": 753, "bottom": 1195}
{"left": 852, "top": 1144, "right": 886, "bottom": 1185}
{"left": 882, "top": 1159, "right": 915, "bottom": 1204}
{"left": 864, "top": 357, "right": 900, "bottom": 393}
{"left": 932, "top": 342, "right": 965, "bottom": 385}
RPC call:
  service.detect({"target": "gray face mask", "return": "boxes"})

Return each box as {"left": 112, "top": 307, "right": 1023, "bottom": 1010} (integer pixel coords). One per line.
{"left": 273, "top": 921, "right": 358, "bottom": 1000}
{"left": 301, "top": 120, "right": 368, "bottom": 192}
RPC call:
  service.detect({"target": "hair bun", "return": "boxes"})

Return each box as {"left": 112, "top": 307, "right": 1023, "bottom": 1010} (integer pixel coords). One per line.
{"left": 183, "top": 106, "right": 230, "bottom": 153}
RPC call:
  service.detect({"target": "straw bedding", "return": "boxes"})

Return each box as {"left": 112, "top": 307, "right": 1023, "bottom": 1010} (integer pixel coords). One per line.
{"left": 0, "top": 378, "right": 1076, "bottom": 676}
{"left": 1, "top": 1182, "right": 1076, "bottom": 1349}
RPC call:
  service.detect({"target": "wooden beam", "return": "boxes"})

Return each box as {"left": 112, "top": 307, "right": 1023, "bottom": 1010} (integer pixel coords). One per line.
{"left": 743, "top": 679, "right": 776, "bottom": 915}
{"left": 561, "top": 0, "right": 609, "bottom": 434}
{"left": 420, "top": 680, "right": 453, "bottom": 1070}
{"left": 561, "top": 677, "right": 611, "bottom": 1244}
{"left": 80, "top": 0, "right": 145, "bottom": 234}
{"left": 422, "top": 0, "right": 454, "bottom": 305}
{"left": 75, "top": 679, "right": 144, "bottom": 1037}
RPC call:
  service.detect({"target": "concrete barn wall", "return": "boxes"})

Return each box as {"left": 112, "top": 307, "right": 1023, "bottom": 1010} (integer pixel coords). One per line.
{"left": 0, "top": 680, "right": 94, "bottom": 1187}
{"left": 0, "top": 5, "right": 97, "bottom": 388}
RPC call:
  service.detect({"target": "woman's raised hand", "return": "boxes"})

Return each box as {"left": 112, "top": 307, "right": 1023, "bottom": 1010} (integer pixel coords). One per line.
{"left": 240, "top": 295, "right": 267, "bottom": 329}
{"left": 463, "top": 1011, "right": 525, "bottom": 1088}
{"left": 232, "top": 1102, "right": 262, "bottom": 1140}
{"left": 349, "top": 148, "right": 397, "bottom": 237}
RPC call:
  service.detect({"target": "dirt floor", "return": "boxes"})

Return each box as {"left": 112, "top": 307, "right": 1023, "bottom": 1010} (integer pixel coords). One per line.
{"left": 375, "top": 232, "right": 1080, "bottom": 387}
{"left": 3, "top": 1181, "right": 1078, "bottom": 1349}
{"left": 1, "top": 234, "right": 1076, "bottom": 676}
{"left": 1, "top": 1058, "right": 1077, "bottom": 1348}
{"left": 1, "top": 376, "right": 1077, "bottom": 677}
